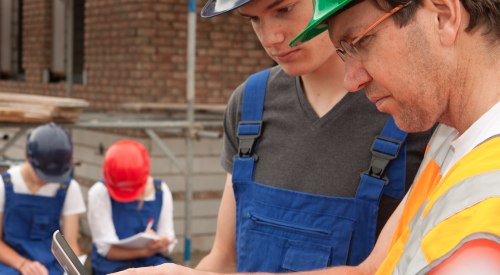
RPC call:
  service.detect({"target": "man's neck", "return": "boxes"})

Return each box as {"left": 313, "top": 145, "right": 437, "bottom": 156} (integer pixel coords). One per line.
{"left": 445, "top": 54, "right": 500, "bottom": 134}
{"left": 300, "top": 54, "right": 348, "bottom": 118}
{"left": 20, "top": 164, "right": 46, "bottom": 194}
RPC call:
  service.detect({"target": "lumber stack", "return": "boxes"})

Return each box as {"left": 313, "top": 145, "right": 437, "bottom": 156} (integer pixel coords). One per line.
{"left": 0, "top": 93, "right": 89, "bottom": 123}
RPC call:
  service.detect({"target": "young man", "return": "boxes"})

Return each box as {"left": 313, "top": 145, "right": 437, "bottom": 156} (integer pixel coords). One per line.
{"left": 0, "top": 123, "right": 86, "bottom": 275}
{"left": 88, "top": 140, "right": 176, "bottom": 275}
{"left": 113, "top": 0, "right": 435, "bottom": 274}
{"left": 115, "top": 0, "right": 500, "bottom": 274}
{"left": 196, "top": 0, "right": 435, "bottom": 272}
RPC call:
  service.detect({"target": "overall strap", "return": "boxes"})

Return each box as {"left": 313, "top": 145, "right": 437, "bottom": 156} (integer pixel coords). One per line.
{"left": 356, "top": 116, "right": 408, "bottom": 205}
{"left": 153, "top": 179, "right": 162, "bottom": 193}
{"left": 233, "top": 68, "right": 271, "bottom": 183}
{"left": 55, "top": 177, "right": 72, "bottom": 208}
{"left": 1, "top": 172, "right": 12, "bottom": 185}
{"left": 1, "top": 172, "right": 13, "bottom": 194}
{"left": 59, "top": 177, "right": 72, "bottom": 191}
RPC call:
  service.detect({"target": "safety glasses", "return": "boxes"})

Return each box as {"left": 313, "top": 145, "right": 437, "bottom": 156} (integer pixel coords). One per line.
{"left": 336, "top": 2, "right": 411, "bottom": 62}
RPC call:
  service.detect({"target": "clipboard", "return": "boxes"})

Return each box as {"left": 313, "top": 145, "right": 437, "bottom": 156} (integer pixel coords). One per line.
{"left": 51, "top": 230, "right": 90, "bottom": 275}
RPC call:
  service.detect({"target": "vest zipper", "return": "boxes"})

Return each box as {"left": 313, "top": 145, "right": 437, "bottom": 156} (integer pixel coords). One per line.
{"left": 248, "top": 213, "right": 331, "bottom": 236}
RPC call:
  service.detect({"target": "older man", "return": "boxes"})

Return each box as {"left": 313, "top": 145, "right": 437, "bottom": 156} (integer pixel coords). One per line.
{"left": 115, "top": 0, "right": 500, "bottom": 274}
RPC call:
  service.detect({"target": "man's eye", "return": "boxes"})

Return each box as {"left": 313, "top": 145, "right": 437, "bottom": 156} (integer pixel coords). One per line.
{"left": 277, "top": 4, "right": 295, "bottom": 13}
{"left": 357, "top": 35, "right": 373, "bottom": 48}
{"left": 246, "top": 16, "right": 259, "bottom": 22}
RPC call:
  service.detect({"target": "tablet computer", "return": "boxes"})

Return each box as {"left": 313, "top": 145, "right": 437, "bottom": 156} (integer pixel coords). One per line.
{"left": 51, "top": 230, "right": 89, "bottom": 275}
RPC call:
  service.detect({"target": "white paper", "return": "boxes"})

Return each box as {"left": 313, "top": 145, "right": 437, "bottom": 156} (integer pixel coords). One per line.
{"left": 63, "top": 254, "right": 87, "bottom": 275}
{"left": 106, "top": 233, "right": 160, "bottom": 249}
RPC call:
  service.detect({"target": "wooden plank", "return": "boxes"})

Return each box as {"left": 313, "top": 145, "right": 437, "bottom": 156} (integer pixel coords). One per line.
{"left": 0, "top": 93, "right": 88, "bottom": 123}
{"left": 122, "top": 102, "right": 227, "bottom": 112}
{"left": 0, "top": 92, "right": 89, "bottom": 108}
{"left": 0, "top": 108, "right": 24, "bottom": 118}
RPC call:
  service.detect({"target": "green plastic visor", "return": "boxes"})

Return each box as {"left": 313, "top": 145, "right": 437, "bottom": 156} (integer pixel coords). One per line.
{"left": 289, "top": 0, "right": 354, "bottom": 47}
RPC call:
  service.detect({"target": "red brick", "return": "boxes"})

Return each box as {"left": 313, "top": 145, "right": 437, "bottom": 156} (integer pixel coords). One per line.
{"left": 2, "top": 0, "right": 272, "bottom": 111}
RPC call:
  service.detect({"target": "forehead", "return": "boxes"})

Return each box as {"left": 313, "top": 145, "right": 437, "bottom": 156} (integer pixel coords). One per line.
{"left": 327, "top": 1, "right": 384, "bottom": 43}
{"left": 238, "top": 0, "right": 293, "bottom": 14}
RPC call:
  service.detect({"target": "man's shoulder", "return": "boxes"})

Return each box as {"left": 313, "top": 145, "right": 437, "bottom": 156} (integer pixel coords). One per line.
{"left": 227, "top": 65, "right": 292, "bottom": 109}
{"left": 88, "top": 181, "right": 109, "bottom": 197}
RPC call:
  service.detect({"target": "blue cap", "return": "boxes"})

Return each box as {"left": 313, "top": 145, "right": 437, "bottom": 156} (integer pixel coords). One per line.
{"left": 26, "top": 123, "right": 73, "bottom": 183}
{"left": 201, "top": 0, "right": 253, "bottom": 17}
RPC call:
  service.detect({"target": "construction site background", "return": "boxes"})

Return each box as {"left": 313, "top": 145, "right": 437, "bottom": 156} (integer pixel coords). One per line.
{"left": 0, "top": 0, "right": 275, "bottom": 263}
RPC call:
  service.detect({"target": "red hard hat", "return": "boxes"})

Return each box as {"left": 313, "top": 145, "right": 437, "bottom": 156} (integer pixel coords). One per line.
{"left": 103, "top": 140, "right": 150, "bottom": 202}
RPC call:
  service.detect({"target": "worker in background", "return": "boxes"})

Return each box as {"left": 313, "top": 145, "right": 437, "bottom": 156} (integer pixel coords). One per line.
{"left": 116, "top": 0, "right": 500, "bottom": 274}
{"left": 118, "top": 0, "right": 432, "bottom": 273}
{"left": 88, "top": 140, "right": 176, "bottom": 275}
{"left": 0, "top": 123, "right": 86, "bottom": 275}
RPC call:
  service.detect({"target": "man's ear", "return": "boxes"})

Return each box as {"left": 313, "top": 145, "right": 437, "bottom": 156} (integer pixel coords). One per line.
{"left": 426, "top": 0, "right": 461, "bottom": 46}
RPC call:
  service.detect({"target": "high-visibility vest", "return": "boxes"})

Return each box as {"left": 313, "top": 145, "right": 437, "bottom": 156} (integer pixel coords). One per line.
{"left": 376, "top": 124, "right": 500, "bottom": 275}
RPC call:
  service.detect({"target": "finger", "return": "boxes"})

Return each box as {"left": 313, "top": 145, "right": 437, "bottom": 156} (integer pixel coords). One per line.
{"left": 33, "top": 262, "right": 48, "bottom": 275}
{"left": 24, "top": 264, "right": 35, "bottom": 275}
{"left": 40, "top": 264, "right": 49, "bottom": 275}
{"left": 24, "top": 265, "right": 36, "bottom": 275}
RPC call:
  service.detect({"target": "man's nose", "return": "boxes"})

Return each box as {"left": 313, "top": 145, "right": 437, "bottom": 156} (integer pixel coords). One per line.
{"left": 344, "top": 56, "right": 372, "bottom": 92}
{"left": 259, "top": 21, "right": 285, "bottom": 48}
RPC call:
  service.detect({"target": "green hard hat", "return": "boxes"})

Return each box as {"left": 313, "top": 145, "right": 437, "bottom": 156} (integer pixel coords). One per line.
{"left": 290, "top": 0, "right": 354, "bottom": 47}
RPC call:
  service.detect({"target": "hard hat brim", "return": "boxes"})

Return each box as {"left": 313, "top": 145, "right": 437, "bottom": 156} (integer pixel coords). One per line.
{"left": 106, "top": 178, "right": 148, "bottom": 203}
{"left": 33, "top": 165, "right": 72, "bottom": 184}
{"left": 290, "top": 0, "right": 354, "bottom": 47}
{"left": 201, "top": 0, "right": 254, "bottom": 18}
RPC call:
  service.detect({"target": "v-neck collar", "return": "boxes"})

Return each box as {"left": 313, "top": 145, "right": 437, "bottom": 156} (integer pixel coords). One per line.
{"left": 295, "top": 76, "right": 359, "bottom": 129}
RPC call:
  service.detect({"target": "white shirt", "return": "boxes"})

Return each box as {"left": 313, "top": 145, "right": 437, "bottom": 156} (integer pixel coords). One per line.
{"left": 0, "top": 166, "right": 87, "bottom": 216}
{"left": 87, "top": 180, "right": 176, "bottom": 257}
{"left": 441, "top": 101, "right": 500, "bottom": 177}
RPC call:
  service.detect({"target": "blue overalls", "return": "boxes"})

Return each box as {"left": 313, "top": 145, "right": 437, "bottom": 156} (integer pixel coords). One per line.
{"left": 233, "top": 69, "right": 408, "bottom": 272}
{"left": 91, "top": 179, "right": 173, "bottom": 275}
{"left": 0, "top": 172, "right": 71, "bottom": 275}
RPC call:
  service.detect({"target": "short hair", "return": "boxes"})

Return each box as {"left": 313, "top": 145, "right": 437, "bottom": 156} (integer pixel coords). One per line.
{"left": 372, "top": 0, "right": 500, "bottom": 44}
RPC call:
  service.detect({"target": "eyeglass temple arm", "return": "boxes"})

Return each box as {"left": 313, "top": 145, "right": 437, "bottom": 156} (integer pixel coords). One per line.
{"left": 352, "top": 3, "right": 410, "bottom": 45}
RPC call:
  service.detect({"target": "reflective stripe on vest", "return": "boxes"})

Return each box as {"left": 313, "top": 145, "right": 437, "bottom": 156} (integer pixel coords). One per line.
{"left": 377, "top": 125, "right": 500, "bottom": 275}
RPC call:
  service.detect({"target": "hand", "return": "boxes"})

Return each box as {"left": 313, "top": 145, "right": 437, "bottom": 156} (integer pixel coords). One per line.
{"left": 144, "top": 229, "right": 157, "bottom": 236}
{"left": 111, "top": 263, "right": 201, "bottom": 275}
{"left": 19, "top": 260, "right": 49, "bottom": 275}
{"left": 158, "top": 235, "right": 176, "bottom": 253}
{"left": 143, "top": 237, "right": 171, "bottom": 258}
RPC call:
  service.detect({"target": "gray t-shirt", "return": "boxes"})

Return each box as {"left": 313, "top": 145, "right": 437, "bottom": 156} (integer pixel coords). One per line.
{"left": 221, "top": 66, "right": 434, "bottom": 236}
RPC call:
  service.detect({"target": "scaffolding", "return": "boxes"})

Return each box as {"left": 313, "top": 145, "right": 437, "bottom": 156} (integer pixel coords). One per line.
{"left": 0, "top": 109, "right": 223, "bottom": 264}
{"left": 57, "top": 0, "right": 202, "bottom": 266}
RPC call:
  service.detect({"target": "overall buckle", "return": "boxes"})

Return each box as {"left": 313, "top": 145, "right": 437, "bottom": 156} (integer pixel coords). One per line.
{"left": 235, "top": 121, "right": 262, "bottom": 161}
{"left": 361, "top": 135, "right": 404, "bottom": 186}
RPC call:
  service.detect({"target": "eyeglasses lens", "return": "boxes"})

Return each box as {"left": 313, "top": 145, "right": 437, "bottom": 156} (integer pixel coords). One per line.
{"left": 336, "top": 50, "right": 345, "bottom": 62}
{"left": 340, "top": 41, "right": 361, "bottom": 61}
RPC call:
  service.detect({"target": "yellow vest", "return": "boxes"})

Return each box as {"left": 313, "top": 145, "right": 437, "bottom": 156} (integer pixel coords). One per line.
{"left": 376, "top": 124, "right": 500, "bottom": 275}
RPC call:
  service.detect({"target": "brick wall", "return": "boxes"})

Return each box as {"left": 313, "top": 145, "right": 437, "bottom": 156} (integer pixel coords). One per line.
{"left": 0, "top": 0, "right": 274, "bottom": 110}
{"left": 23, "top": 0, "right": 52, "bottom": 82}
{"left": 0, "top": 0, "right": 275, "bottom": 255}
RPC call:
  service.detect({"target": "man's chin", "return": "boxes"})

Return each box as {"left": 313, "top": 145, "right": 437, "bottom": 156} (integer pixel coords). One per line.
{"left": 393, "top": 116, "right": 436, "bottom": 133}
{"left": 277, "top": 61, "right": 311, "bottom": 77}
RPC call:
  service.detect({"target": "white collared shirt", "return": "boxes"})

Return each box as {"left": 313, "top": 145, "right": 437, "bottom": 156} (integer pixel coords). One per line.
{"left": 441, "top": 101, "right": 500, "bottom": 178}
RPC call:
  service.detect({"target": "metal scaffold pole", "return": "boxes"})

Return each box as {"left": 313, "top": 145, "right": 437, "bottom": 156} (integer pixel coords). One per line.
{"left": 184, "top": 0, "right": 197, "bottom": 267}
{"left": 66, "top": 0, "right": 74, "bottom": 98}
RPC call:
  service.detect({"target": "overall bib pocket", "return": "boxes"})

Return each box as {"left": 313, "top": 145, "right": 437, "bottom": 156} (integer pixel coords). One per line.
{"left": 283, "top": 240, "right": 332, "bottom": 272}
{"left": 248, "top": 213, "right": 331, "bottom": 237}
{"left": 243, "top": 205, "right": 355, "bottom": 268}
{"left": 30, "top": 215, "right": 50, "bottom": 240}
